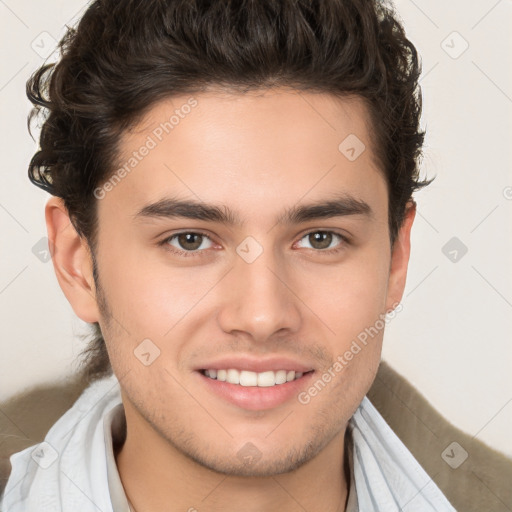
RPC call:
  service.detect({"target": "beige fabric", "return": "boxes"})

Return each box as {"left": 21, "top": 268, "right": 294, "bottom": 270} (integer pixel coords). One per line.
{"left": 1, "top": 361, "right": 511, "bottom": 510}
{"left": 367, "top": 363, "right": 512, "bottom": 511}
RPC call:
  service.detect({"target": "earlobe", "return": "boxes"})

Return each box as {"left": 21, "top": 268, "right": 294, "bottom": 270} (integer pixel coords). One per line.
{"left": 384, "top": 200, "right": 416, "bottom": 312}
{"left": 45, "top": 197, "right": 101, "bottom": 323}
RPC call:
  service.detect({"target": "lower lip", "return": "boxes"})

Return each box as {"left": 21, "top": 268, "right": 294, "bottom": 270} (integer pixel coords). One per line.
{"left": 196, "top": 371, "right": 315, "bottom": 411}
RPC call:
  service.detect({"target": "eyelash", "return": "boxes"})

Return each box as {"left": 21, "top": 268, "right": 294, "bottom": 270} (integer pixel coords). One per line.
{"left": 158, "top": 230, "right": 350, "bottom": 258}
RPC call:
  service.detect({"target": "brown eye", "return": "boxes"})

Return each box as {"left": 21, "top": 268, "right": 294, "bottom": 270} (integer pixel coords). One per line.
{"left": 163, "top": 232, "right": 214, "bottom": 255}
{"left": 176, "top": 233, "right": 204, "bottom": 251}
{"left": 308, "top": 232, "right": 333, "bottom": 250}
{"left": 296, "top": 231, "right": 348, "bottom": 253}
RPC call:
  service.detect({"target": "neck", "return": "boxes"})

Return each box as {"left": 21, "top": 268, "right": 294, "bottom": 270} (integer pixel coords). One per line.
{"left": 115, "top": 419, "right": 350, "bottom": 512}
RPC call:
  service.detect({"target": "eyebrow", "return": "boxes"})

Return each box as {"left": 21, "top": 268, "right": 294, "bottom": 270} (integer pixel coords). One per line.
{"left": 133, "top": 193, "right": 373, "bottom": 227}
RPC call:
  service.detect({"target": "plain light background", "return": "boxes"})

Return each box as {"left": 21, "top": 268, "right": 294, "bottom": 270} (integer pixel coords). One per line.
{"left": 0, "top": 0, "right": 511, "bottom": 458}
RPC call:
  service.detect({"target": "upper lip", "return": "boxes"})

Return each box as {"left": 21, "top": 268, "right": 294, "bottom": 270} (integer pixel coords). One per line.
{"left": 195, "top": 356, "right": 315, "bottom": 373}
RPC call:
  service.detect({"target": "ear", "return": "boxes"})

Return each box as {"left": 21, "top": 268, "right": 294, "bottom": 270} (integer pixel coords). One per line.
{"left": 384, "top": 200, "right": 416, "bottom": 312}
{"left": 45, "top": 197, "right": 100, "bottom": 323}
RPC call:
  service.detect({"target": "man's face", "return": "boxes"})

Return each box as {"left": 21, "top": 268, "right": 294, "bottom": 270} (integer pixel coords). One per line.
{"left": 92, "top": 88, "right": 409, "bottom": 476}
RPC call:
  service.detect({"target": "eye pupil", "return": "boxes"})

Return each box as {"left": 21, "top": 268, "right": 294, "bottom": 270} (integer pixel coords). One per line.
{"left": 309, "top": 232, "right": 332, "bottom": 250}
{"left": 178, "top": 233, "right": 203, "bottom": 250}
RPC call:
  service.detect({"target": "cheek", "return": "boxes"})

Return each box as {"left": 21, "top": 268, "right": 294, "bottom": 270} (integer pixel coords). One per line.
{"left": 98, "top": 239, "right": 211, "bottom": 333}
{"left": 301, "top": 248, "right": 390, "bottom": 342}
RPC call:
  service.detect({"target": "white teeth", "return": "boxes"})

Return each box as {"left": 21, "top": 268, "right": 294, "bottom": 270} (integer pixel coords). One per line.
{"left": 257, "top": 371, "right": 276, "bottom": 387}
{"left": 275, "top": 370, "right": 287, "bottom": 384}
{"left": 203, "top": 368, "right": 309, "bottom": 387}
{"left": 240, "top": 370, "right": 257, "bottom": 387}
{"left": 226, "top": 369, "right": 240, "bottom": 384}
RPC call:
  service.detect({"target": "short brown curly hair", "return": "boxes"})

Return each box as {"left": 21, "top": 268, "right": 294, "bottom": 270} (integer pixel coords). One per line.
{"left": 26, "top": 0, "right": 433, "bottom": 384}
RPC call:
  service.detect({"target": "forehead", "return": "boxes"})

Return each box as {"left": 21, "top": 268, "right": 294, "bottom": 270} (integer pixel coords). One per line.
{"left": 128, "top": 87, "right": 376, "bottom": 160}
{"left": 103, "top": 87, "right": 388, "bottom": 226}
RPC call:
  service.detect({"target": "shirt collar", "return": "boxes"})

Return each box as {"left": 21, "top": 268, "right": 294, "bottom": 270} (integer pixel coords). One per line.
{"left": 103, "top": 403, "right": 132, "bottom": 512}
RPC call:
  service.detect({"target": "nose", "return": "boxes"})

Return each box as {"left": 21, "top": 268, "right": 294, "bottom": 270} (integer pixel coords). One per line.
{"left": 216, "top": 244, "right": 302, "bottom": 343}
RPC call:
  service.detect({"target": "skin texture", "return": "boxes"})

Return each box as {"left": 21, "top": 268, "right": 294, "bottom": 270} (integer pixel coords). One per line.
{"left": 46, "top": 87, "right": 415, "bottom": 512}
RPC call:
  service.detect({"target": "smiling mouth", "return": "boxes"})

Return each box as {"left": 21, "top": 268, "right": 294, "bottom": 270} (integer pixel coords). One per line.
{"left": 199, "top": 368, "right": 314, "bottom": 387}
